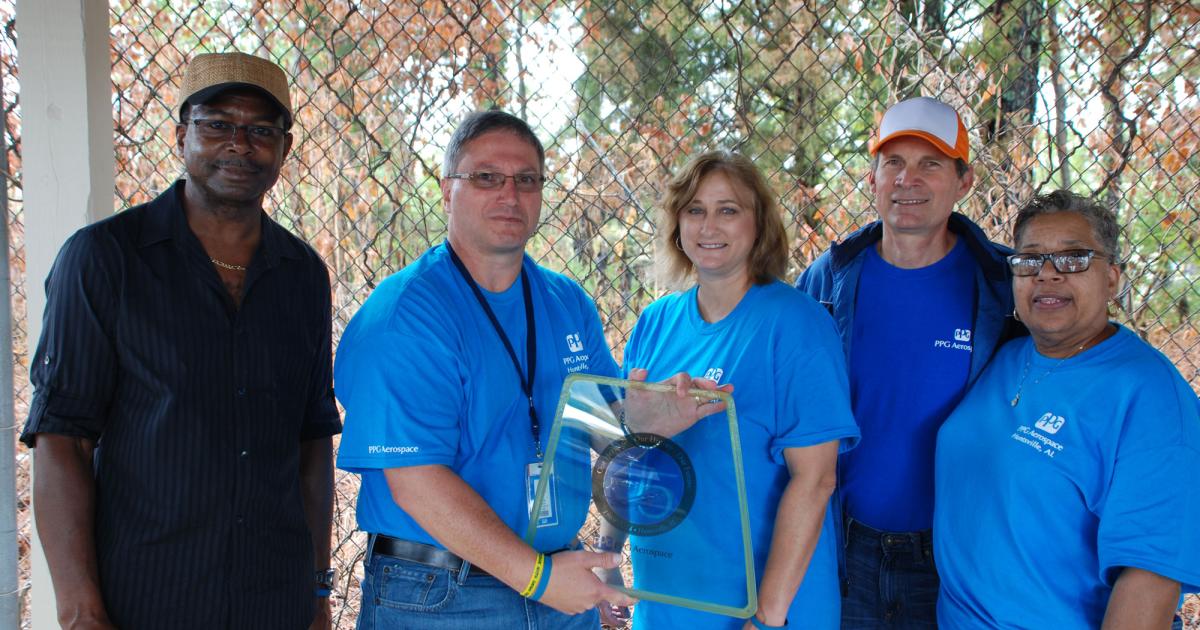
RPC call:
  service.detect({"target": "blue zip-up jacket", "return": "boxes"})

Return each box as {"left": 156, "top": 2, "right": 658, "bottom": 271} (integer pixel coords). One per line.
{"left": 795, "top": 212, "right": 1017, "bottom": 384}
{"left": 794, "top": 211, "right": 1022, "bottom": 593}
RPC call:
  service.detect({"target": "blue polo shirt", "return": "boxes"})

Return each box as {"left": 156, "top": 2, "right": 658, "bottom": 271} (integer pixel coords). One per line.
{"left": 335, "top": 243, "right": 619, "bottom": 551}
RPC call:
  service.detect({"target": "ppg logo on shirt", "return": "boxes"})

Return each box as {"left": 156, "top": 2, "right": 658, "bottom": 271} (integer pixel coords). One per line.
{"left": 561, "top": 333, "right": 591, "bottom": 373}
{"left": 1034, "top": 412, "right": 1066, "bottom": 434}
{"left": 934, "top": 328, "right": 973, "bottom": 351}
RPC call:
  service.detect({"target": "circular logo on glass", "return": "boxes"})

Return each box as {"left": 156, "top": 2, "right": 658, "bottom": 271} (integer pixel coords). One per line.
{"left": 592, "top": 432, "right": 696, "bottom": 536}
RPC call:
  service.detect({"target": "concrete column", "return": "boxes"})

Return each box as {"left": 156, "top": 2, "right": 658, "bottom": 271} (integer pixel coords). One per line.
{"left": 15, "top": 0, "right": 113, "bottom": 626}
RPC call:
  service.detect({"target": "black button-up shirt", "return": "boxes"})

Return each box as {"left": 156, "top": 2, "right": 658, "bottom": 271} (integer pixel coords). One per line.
{"left": 22, "top": 180, "right": 341, "bottom": 629}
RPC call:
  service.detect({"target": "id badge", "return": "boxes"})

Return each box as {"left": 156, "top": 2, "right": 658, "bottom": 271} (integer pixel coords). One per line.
{"left": 526, "top": 461, "right": 560, "bottom": 528}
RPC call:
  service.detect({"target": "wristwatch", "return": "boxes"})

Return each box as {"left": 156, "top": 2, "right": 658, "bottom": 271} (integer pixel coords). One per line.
{"left": 314, "top": 568, "right": 336, "bottom": 596}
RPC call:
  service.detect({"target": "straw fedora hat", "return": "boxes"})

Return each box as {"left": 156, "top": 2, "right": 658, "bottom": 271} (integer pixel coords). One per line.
{"left": 177, "top": 52, "right": 293, "bottom": 128}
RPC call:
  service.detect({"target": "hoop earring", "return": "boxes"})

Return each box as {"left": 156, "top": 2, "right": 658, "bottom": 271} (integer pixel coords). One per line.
{"left": 1012, "top": 307, "right": 1021, "bottom": 322}
{"left": 674, "top": 234, "right": 683, "bottom": 251}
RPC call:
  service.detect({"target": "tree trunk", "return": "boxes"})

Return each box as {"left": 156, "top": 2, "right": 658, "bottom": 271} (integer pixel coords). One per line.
{"left": 1048, "top": 1, "right": 1071, "bottom": 189}
{"left": 981, "top": 0, "right": 1045, "bottom": 141}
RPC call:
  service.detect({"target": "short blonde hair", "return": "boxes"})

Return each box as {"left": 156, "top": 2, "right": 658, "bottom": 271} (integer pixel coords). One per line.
{"left": 659, "top": 150, "right": 789, "bottom": 285}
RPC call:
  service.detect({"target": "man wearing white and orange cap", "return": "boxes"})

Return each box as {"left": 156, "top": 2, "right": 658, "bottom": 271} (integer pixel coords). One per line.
{"left": 22, "top": 52, "right": 339, "bottom": 629}
{"left": 796, "top": 96, "right": 1019, "bottom": 627}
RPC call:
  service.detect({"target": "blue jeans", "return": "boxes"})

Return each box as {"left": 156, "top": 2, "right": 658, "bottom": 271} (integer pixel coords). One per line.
{"left": 841, "top": 518, "right": 938, "bottom": 629}
{"left": 355, "top": 544, "right": 599, "bottom": 630}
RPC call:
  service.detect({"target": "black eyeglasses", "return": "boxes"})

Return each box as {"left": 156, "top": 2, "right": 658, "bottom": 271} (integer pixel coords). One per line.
{"left": 446, "top": 171, "right": 546, "bottom": 192}
{"left": 189, "top": 119, "right": 287, "bottom": 145}
{"left": 1007, "top": 249, "right": 1110, "bottom": 277}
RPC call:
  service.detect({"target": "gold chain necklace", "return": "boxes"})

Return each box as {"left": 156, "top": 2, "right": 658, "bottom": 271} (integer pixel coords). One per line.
{"left": 1010, "top": 325, "right": 1114, "bottom": 407}
{"left": 210, "top": 258, "right": 247, "bottom": 272}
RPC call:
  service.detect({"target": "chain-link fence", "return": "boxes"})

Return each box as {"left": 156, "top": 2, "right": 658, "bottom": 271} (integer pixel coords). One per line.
{"left": 3, "top": 0, "right": 1197, "bottom": 627}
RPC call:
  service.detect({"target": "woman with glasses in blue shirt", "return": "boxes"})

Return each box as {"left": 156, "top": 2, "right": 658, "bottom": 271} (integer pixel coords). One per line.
{"left": 933, "top": 189, "right": 1200, "bottom": 629}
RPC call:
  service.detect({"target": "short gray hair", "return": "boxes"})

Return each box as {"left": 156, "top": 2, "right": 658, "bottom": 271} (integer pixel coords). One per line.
{"left": 442, "top": 110, "right": 545, "bottom": 176}
{"left": 1012, "top": 189, "right": 1121, "bottom": 260}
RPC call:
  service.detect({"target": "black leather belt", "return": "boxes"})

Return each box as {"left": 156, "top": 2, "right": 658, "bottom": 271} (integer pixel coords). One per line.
{"left": 371, "top": 534, "right": 490, "bottom": 577}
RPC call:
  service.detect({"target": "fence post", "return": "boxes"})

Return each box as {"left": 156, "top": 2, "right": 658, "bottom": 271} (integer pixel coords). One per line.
{"left": 0, "top": 51, "right": 17, "bottom": 630}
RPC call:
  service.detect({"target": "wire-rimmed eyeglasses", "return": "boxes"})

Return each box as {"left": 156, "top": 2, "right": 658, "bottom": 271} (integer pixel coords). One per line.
{"left": 445, "top": 171, "right": 546, "bottom": 192}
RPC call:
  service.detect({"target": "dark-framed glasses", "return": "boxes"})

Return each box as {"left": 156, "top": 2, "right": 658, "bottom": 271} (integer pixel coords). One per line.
{"left": 189, "top": 119, "right": 286, "bottom": 145}
{"left": 446, "top": 171, "right": 546, "bottom": 192}
{"left": 1007, "top": 249, "right": 1109, "bottom": 277}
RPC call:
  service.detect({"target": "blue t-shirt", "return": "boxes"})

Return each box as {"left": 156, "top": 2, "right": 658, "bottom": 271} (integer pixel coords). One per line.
{"left": 844, "top": 238, "right": 975, "bottom": 531}
{"left": 622, "top": 280, "right": 860, "bottom": 629}
{"left": 934, "top": 325, "right": 1200, "bottom": 629}
{"left": 335, "top": 243, "right": 619, "bottom": 551}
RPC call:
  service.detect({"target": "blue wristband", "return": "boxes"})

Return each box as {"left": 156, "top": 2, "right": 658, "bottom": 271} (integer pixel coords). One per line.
{"left": 529, "top": 554, "right": 553, "bottom": 601}
{"left": 750, "top": 615, "right": 786, "bottom": 629}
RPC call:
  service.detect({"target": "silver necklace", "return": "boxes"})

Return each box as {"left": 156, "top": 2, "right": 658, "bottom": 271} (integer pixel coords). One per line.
{"left": 1010, "top": 326, "right": 1112, "bottom": 407}
{"left": 211, "top": 258, "right": 247, "bottom": 272}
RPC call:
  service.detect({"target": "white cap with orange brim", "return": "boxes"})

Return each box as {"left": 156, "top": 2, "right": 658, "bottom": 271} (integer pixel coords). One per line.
{"left": 869, "top": 96, "right": 969, "bottom": 162}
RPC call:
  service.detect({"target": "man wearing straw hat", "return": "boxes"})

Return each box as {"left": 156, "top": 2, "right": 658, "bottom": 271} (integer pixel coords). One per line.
{"left": 796, "top": 96, "right": 1018, "bottom": 627}
{"left": 22, "top": 52, "right": 340, "bottom": 629}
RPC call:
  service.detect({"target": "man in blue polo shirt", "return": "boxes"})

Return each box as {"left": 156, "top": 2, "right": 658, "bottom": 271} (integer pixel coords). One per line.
{"left": 796, "top": 96, "right": 1018, "bottom": 628}
{"left": 335, "top": 110, "right": 635, "bottom": 628}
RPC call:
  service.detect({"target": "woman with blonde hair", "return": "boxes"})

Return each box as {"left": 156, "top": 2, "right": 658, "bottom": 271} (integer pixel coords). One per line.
{"left": 619, "top": 150, "right": 859, "bottom": 629}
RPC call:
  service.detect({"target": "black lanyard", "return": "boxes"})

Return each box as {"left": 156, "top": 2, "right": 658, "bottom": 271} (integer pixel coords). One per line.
{"left": 445, "top": 242, "right": 542, "bottom": 460}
